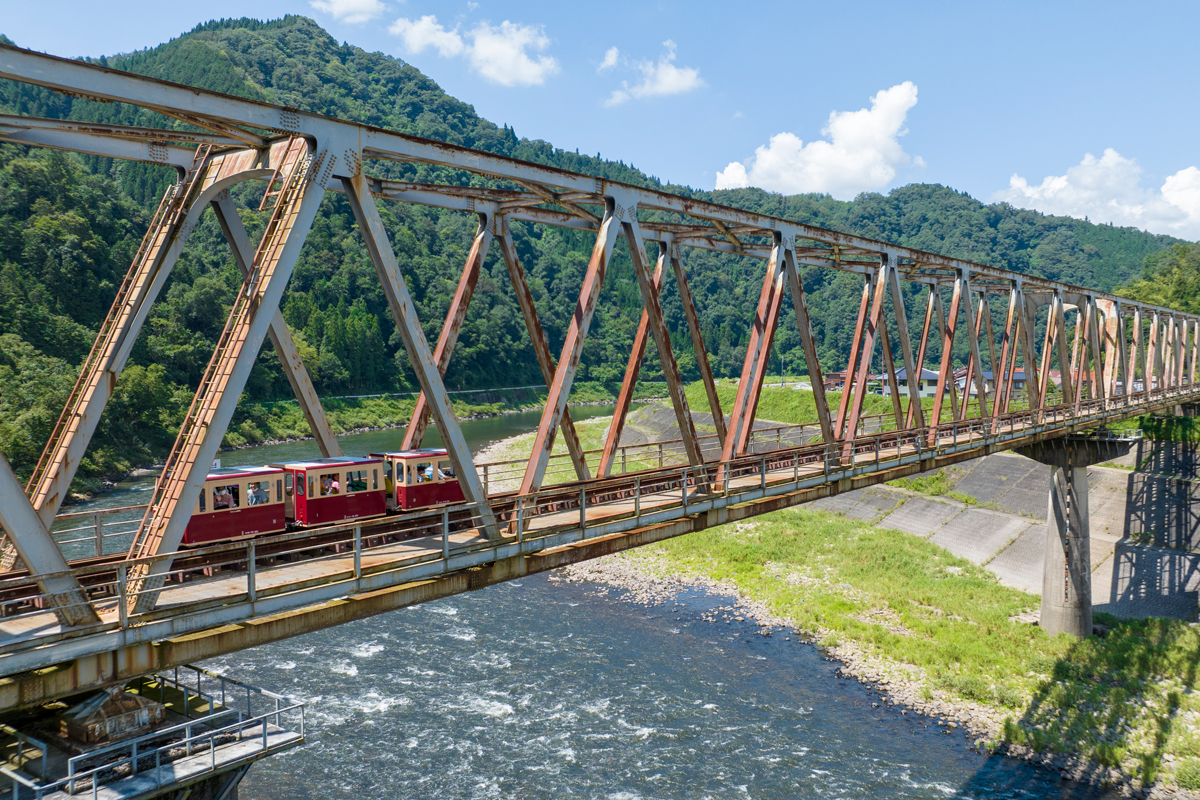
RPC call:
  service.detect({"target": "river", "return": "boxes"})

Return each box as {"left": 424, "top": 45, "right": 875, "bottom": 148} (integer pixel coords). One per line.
{"left": 62, "top": 407, "right": 1115, "bottom": 798}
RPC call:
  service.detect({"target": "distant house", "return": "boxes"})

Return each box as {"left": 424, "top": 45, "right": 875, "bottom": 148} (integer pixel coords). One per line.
{"left": 954, "top": 368, "right": 1028, "bottom": 396}
{"left": 881, "top": 367, "right": 940, "bottom": 398}
{"left": 823, "top": 370, "right": 848, "bottom": 392}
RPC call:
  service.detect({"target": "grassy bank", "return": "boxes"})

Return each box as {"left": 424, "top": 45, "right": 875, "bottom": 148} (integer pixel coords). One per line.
{"left": 616, "top": 507, "right": 1200, "bottom": 791}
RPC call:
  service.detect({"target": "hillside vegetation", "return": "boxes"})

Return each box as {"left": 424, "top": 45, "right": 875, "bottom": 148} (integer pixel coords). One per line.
{"left": 0, "top": 17, "right": 1186, "bottom": 489}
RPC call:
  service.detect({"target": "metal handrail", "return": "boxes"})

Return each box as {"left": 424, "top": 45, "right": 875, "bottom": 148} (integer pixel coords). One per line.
{"left": 0, "top": 383, "right": 1193, "bottom": 664}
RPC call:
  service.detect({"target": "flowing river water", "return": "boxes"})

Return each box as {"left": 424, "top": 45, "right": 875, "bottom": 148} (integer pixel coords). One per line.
{"left": 62, "top": 407, "right": 1115, "bottom": 799}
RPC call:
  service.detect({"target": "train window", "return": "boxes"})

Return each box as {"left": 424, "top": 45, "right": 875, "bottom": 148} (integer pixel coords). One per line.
{"left": 213, "top": 484, "right": 240, "bottom": 509}
{"left": 319, "top": 473, "right": 341, "bottom": 495}
{"left": 277, "top": 479, "right": 283, "bottom": 502}
{"left": 438, "top": 460, "right": 454, "bottom": 481}
{"left": 404, "top": 463, "right": 414, "bottom": 485}
{"left": 285, "top": 473, "right": 294, "bottom": 496}
{"left": 247, "top": 481, "right": 271, "bottom": 505}
{"left": 414, "top": 462, "right": 433, "bottom": 483}
{"left": 308, "top": 476, "right": 314, "bottom": 497}
{"left": 373, "top": 469, "right": 378, "bottom": 490}
{"left": 197, "top": 489, "right": 206, "bottom": 513}
{"left": 346, "top": 470, "right": 368, "bottom": 492}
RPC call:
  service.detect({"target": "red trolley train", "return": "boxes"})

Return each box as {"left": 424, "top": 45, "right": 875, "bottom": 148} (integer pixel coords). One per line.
{"left": 184, "top": 465, "right": 288, "bottom": 545}
{"left": 371, "top": 449, "right": 466, "bottom": 511}
{"left": 272, "top": 456, "right": 387, "bottom": 527}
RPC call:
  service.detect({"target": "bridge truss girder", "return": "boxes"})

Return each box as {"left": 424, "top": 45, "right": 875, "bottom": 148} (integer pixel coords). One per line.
{"left": 0, "top": 41, "right": 1198, "bottom": 618}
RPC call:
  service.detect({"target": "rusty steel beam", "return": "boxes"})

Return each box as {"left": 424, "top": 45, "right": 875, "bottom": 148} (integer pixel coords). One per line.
{"left": 737, "top": 245, "right": 790, "bottom": 453}
{"left": 1132, "top": 307, "right": 1145, "bottom": 398}
{"left": 2, "top": 39, "right": 1198, "bottom": 333}
{"left": 980, "top": 293, "right": 1000, "bottom": 406}
{"left": 1148, "top": 311, "right": 1161, "bottom": 392}
{"left": 784, "top": 248, "right": 834, "bottom": 444}
{"left": 624, "top": 217, "right": 707, "bottom": 479}
{"left": 1087, "top": 298, "right": 1106, "bottom": 402}
{"left": 843, "top": 259, "right": 892, "bottom": 458}
{"left": 1018, "top": 287, "right": 1043, "bottom": 415}
{"left": 342, "top": 172, "right": 499, "bottom": 537}
{"left": 878, "top": 312, "right": 904, "bottom": 429}
{"left": 1072, "top": 303, "right": 1092, "bottom": 403}
{"left": 723, "top": 240, "right": 786, "bottom": 468}
{"left": 518, "top": 205, "right": 621, "bottom": 496}
{"left": 496, "top": 227, "right": 589, "bottom": 481}
{"left": 598, "top": 246, "right": 666, "bottom": 477}
{"left": 992, "top": 284, "right": 1020, "bottom": 419}
{"left": 886, "top": 256, "right": 925, "bottom": 430}
{"left": 930, "top": 273, "right": 964, "bottom": 441}
{"left": 1175, "top": 314, "right": 1185, "bottom": 388}
{"left": 401, "top": 218, "right": 493, "bottom": 450}
{"left": 1114, "top": 305, "right": 1131, "bottom": 403}
{"left": 1053, "top": 292, "right": 1077, "bottom": 405}
{"left": 0, "top": 454, "right": 99, "bottom": 627}
{"left": 836, "top": 275, "right": 874, "bottom": 439}
{"left": 908, "top": 286, "right": 937, "bottom": 428}
{"left": 934, "top": 288, "right": 962, "bottom": 422}
{"left": 212, "top": 197, "right": 341, "bottom": 458}
{"left": 668, "top": 239, "right": 727, "bottom": 449}
{"left": 959, "top": 293, "right": 988, "bottom": 419}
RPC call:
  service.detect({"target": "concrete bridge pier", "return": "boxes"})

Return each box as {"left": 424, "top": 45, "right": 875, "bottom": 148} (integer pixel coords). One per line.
{"left": 1018, "top": 432, "right": 1140, "bottom": 638}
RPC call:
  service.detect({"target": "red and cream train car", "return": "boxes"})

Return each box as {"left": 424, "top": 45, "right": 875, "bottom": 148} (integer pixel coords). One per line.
{"left": 184, "top": 465, "right": 288, "bottom": 545}
{"left": 272, "top": 456, "right": 387, "bottom": 527}
{"left": 371, "top": 449, "right": 466, "bottom": 511}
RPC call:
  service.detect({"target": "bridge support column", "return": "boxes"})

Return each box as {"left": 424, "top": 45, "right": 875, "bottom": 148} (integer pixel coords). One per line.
{"left": 1017, "top": 432, "right": 1139, "bottom": 638}
{"left": 1042, "top": 461, "right": 1092, "bottom": 638}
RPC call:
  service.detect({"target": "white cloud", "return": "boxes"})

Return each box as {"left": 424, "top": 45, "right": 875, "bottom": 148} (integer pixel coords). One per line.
{"left": 715, "top": 82, "right": 921, "bottom": 200}
{"left": 389, "top": 15, "right": 558, "bottom": 87}
{"left": 994, "top": 150, "right": 1200, "bottom": 239}
{"left": 310, "top": 0, "right": 385, "bottom": 24}
{"left": 598, "top": 46, "right": 619, "bottom": 73}
{"left": 604, "top": 40, "right": 704, "bottom": 106}
{"left": 389, "top": 15, "right": 466, "bottom": 57}
{"left": 468, "top": 21, "right": 559, "bottom": 87}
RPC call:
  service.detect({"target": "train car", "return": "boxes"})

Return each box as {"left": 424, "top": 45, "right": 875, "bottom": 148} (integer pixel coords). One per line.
{"left": 184, "top": 466, "right": 288, "bottom": 545}
{"left": 272, "top": 456, "right": 387, "bottom": 527}
{"left": 370, "top": 449, "right": 465, "bottom": 511}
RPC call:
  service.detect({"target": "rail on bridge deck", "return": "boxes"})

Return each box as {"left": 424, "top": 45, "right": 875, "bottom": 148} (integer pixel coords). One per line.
{"left": 0, "top": 384, "right": 1194, "bottom": 710}
{"left": 0, "top": 41, "right": 1199, "bottom": 692}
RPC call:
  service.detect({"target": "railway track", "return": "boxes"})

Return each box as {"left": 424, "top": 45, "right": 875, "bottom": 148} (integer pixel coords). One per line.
{"left": 0, "top": 457, "right": 737, "bottom": 616}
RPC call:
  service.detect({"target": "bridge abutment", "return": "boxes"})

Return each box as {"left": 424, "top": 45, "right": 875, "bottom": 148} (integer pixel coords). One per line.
{"left": 1017, "top": 432, "right": 1139, "bottom": 638}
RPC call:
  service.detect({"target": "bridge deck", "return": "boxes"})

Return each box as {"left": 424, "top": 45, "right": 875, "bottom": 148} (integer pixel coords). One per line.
{"left": 0, "top": 393, "right": 1190, "bottom": 708}
{"left": 0, "top": 409, "right": 1081, "bottom": 648}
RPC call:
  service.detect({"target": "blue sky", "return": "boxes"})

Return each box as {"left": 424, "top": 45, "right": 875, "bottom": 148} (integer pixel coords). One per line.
{"left": 5, "top": 1, "right": 1200, "bottom": 239}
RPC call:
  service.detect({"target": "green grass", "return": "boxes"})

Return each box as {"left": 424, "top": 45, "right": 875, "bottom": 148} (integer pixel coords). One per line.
{"left": 888, "top": 470, "right": 952, "bottom": 495}
{"left": 619, "top": 507, "right": 1200, "bottom": 789}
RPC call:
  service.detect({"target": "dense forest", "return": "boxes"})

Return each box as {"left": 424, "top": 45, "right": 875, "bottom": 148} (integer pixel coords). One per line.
{"left": 0, "top": 16, "right": 1189, "bottom": 487}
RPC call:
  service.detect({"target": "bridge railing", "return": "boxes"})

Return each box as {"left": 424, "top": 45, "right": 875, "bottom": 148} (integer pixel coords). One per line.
{"left": 50, "top": 504, "right": 147, "bottom": 561}
{"left": 0, "top": 664, "right": 303, "bottom": 799}
{"left": 0, "top": 383, "right": 1193, "bottom": 670}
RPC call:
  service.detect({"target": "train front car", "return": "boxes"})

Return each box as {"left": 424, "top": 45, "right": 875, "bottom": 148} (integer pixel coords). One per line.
{"left": 184, "top": 466, "right": 288, "bottom": 545}
{"left": 370, "top": 449, "right": 466, "bottom": 511}
{"left": 272, "top": 456, "right": 386, "bottom": 527}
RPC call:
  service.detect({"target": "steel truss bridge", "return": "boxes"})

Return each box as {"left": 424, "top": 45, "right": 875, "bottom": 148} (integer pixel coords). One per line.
{"left": 0, "top": 42, "right": 1197, "bottom": 712}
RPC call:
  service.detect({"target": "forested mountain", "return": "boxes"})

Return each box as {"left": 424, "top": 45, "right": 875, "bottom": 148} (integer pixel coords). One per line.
{"left": 0, "top": 16, "right": 1185, "bottom": 482}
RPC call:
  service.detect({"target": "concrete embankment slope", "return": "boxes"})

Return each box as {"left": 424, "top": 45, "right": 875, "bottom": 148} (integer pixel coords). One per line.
{"left": 618, "top": 402, "right": 1200, "bottom": 622}
{"left": 809, "top": 440, "right": 1200, "bottom": 622}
